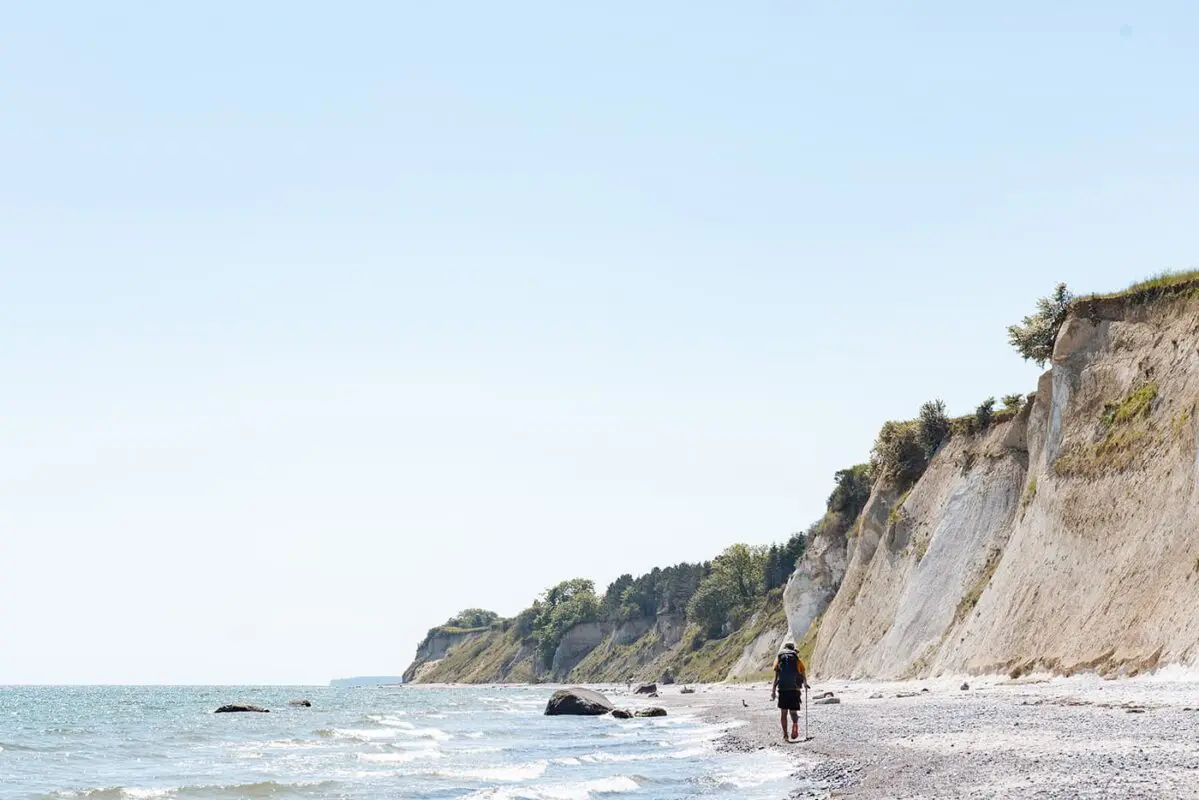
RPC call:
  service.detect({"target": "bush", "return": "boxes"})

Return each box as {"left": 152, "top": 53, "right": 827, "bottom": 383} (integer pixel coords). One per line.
{"left": 444, "top": 608, "right": 500, "bottom": 630}
{"left": 870, "top": 420, "right": 927, "bottom": 485}
{"left": 531, "top": 579, "right": 601, "bottom": 664}
{"left": 1002, "top": 394, "right": 1024, "bottom": 413}
{"left": 1007, "top": 283, "right": 1074, "bottom": 366}
{"left": 514, "top": 604, "right": 539, "bottom": 638}
{"left": 975, "top": 398, "right": 996, "bottom": 432}
{"left": 871, "top": 401, "right": 950, "bottom": 487}
{"left": 827, "top": 464, "right": 874, "bottom": 519}
{"left": 918, "top": 399, "right": 950, "bottom": 459}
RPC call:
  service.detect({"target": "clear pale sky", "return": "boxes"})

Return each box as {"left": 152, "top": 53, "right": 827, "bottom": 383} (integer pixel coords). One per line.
{"left": 1, "top": 2, "right": 1195, "bottom": 684}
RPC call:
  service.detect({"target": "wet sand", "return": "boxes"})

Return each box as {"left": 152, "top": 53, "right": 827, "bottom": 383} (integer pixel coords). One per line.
{"left": 641, "top": 673, "right": 1199, "bottom": 799}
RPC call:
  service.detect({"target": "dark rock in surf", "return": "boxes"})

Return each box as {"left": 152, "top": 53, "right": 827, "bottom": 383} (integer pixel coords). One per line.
{"left": 634, "top": 683, "right": 657, "bottom": 695}
{"left": 611, "top": 708, "right": 633, "bottom": 719}
{"left": 288, "top": 699, "right": 312, "bottom": 707}
{"left": 214, "top": 704, "right": 270, "bottom": 713}
{"left": 544, "top": 688, "right": 615, "bottom": 716}
{"left": 634, "top": 707, "right": 667, "bottom": 717}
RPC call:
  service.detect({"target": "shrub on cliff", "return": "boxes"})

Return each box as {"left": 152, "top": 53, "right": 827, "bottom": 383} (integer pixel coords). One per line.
{"left": 974, "top": 397, "right": 996, "bottom": 432}
{"left": 1007, "top": 282, "right": 1074, "bottom": 366}
{"left": 870, "top": 420, "right": 925, "bottom": 485}
{"left": 827, "top": 464, "right": 873, "bottom": 519}
{"left": 444, "top": 608, "right": 500, "bottom": 630}
{"left": 870, "top": 401, "right": 950, "bottom": 488}
{"left": 1002, "top": 394, "right": 1024, "bottom": 413}
{"left": 531, "top": 579, "right": 601, "bottom": 664}
{"left": 919, "top": 399, "right": 950, "bottom": 458}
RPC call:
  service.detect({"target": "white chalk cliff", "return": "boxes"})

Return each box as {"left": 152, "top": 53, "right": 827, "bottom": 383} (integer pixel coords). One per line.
{"left": 786, "top": 292, "right": 1199, "bottom": 679}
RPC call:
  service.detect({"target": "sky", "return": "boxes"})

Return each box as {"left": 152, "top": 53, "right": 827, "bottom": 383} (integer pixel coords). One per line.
{"left": 1, "top": 1, "right": 1196, "bottom": 684}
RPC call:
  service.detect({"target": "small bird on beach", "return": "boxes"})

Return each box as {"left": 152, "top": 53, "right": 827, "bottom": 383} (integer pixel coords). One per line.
{"left": 741, "top": 699, "right": 748, "bottom": 708}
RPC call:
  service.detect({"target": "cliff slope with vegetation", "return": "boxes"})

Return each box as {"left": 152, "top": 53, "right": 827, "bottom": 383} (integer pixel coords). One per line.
{"left": 404, "top": 536, "right": 806, "bottom": 685}
{"left": 408, "top": 271, "right": 1199, "bottom": 685}
{"left": 786, "top": 271, "right": 1199, "bottom": 680}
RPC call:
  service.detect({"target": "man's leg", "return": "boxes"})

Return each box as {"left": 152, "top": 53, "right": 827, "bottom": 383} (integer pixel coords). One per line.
{"left": 790, "top": 709, "right": 799, "bottom": 740}
{"left": 779, "top": 709, "right": 789, "bottom": 740}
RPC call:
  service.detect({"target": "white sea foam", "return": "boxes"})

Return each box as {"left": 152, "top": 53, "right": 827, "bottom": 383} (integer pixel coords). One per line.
{"left": 453, "top": 760, "right": 548, "bottom": 781}
{"left": 47, "top": 789, "right": 177, "bottom": 799}
{"left": 359, "top": 750, "right": 444, "bottom": 764}
{"left": 579, "top": 751, "right": 664, "bottom": 764}
{"left": 331, "top": 726, "right": 450, "bottom": 743}
{"left": 375, "top": 717, "right": 416, "bottom": 729}
{"left": 462, "top": 775, "right": 640, "bottom": 799}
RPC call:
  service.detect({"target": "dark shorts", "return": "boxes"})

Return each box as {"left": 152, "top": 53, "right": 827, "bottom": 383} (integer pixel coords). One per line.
{"left": 777, "top": 689, "right": 801, "bottom": 710}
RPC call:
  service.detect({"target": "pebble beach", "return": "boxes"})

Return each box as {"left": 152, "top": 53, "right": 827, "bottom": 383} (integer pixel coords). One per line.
{"left": 648, "top": 671, "right": 1199, "bottom": 799}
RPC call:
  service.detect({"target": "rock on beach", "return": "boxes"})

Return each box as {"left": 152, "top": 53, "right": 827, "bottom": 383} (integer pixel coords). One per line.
{"left": 544, "top": 688, "right": 615, "bottom": 716}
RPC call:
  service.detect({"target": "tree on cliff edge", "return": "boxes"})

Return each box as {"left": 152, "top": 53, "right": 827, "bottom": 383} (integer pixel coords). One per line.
{"left": 1007, "top": 282, "right": 1074, "bottom": 366}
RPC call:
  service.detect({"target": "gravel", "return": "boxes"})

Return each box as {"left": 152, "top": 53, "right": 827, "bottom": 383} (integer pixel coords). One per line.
{"left": 652, "top": 674, "right": 1199, "bottom": 799}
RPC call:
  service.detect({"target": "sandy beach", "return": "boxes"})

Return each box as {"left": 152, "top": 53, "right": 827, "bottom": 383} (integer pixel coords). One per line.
{"left": 622, "top": 672, "right": 1199, "bottom": 799}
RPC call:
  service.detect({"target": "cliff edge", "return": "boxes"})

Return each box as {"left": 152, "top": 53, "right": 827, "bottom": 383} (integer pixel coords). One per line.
{"left": 788, "top": 281, "right": 1199, "bottom": 679}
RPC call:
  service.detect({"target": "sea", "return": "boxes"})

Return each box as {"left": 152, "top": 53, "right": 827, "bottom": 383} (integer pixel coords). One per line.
{"left": 0, "top": 686, "right": 797, "bottom": 799}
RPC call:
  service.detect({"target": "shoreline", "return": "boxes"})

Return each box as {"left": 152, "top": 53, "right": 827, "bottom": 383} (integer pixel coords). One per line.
{"left": 652, "top": 673, "right": 1199, "bottom": 799}
{"left": 405, "top": 673, "right": 1199, "bottom": 797}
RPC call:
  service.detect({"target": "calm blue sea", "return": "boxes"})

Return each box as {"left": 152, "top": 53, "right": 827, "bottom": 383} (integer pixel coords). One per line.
{"left": 0, "top": 686, "right": 796, "bottom": 799}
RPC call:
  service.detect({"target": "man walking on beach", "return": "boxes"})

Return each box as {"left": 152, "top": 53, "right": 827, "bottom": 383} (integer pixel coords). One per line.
{"left": 770, "top": 641, "right": 808, "bottom": 742}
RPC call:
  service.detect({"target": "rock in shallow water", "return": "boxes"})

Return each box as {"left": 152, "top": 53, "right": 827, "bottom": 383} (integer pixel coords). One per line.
{"left": 611, "top": 709, "right": 633, "bottom": 719}
{"left": 634, "top": 683, "right": 657, "bottom": 695}
{"left": 544, "top": 688, "right": 614, "bottom": 716}
{"left": 214, "top": 705, "right": 269, "bottom": 713}
{"left": 634, "top": 707, "right": 667, "bottom": 717}
{"left": 288, "top": 699, "right": 312, "bottom": 707}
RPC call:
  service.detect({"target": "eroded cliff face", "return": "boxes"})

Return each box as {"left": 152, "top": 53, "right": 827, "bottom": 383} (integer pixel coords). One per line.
{"left": 402, "top": 629, "right": 490, "bottom": 683}
{"left": 793, "top": 295, "right": 1199, "bottom": 679}
{"left": 404, "top": 599, "right": 787, "bottom": 686}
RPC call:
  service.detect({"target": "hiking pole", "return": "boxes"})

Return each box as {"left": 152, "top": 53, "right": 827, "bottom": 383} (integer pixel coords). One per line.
{"left": 804, "top": 685, "right": 809, "bottom": 741}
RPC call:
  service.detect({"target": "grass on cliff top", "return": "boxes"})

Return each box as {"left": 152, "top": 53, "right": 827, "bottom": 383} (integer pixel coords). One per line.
{"left": 1075, "top": 269, "right": 1199, "bottom": 307}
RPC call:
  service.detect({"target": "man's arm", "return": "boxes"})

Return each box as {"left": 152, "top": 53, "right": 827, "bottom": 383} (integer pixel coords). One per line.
{"left": 771, "top": 661, "right": 779, "bottom": 699}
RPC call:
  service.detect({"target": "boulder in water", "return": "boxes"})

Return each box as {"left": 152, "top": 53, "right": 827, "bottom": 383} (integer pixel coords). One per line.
{"left": 634, "top": 707, "right": 667, "bottom": 717}
{"left": 288, "top": 699, "right": 312, "bottom": 707}
{"left": 960, "top": 683, "right": 970, "bottom": 691}
{"left": 544, "top": 688, "right": 615, "bottom": 716}
{"left": 634, "top": 683, "right": 657, "bottom": 695}
{"left": 611, "top": 708, "right": 633, "bottom": 719}
{"left": 214, "top": 704, "right": 269, "bottom": 713}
